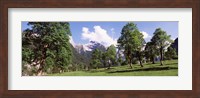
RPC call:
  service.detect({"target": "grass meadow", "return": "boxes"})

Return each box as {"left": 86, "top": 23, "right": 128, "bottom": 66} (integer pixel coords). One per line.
{"left": 49, "top": 60, "right": 178, "bottom": 76}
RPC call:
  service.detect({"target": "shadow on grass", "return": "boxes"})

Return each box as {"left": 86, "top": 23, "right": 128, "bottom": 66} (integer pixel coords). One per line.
{"left": 108, "top": 66, "right": 178, "bottom": 73}
{"left": 164, "top": 62, "right": 178, "bottom": 65}
{"left": 88, "top": 68, "right": 115, "bottom": 73}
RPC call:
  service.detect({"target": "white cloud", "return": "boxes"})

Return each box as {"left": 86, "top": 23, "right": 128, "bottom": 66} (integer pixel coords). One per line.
{"left": 81, "top": 26, "right": 117, "bottom": 47}
{"left": 141, "top": 31, "right": 151, "bottom": 39}
{"left": 69, "top": 36, "right": 75, "bottom": 47}
{"left": 111, "top": 28, "right": 115, "bottom": 33}
{"left": 111, "top": 28, "right": 115, "bottom": 39}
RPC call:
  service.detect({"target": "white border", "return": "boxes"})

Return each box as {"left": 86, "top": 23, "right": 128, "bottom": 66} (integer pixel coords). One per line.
{"left": 8, "top": 8, "right": 192, "bottom": 90}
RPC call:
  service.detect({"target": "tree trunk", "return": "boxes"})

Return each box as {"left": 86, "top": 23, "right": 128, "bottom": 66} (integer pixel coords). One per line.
{"left": 107, "top": 60, "right": 111, "bottom": 69}
{"left": 152, "top": 59, "right": 155, "bottom": 64}
{"left": 129, "top": 63, "right": 132, "bottom": 69}
{"left": 129, "top": 56, "right": 132, "bottom": 69}
{"left": 37, "top": 59, "right": 45, "bottom": 75}
{"left": 103, "top": 60, "right": 106, "bottom": 68}
{"left": 160, "top": 60, "right": 163, "bottom": 65}
{"left": 37, "top": 45, "right": 47, "bottom": 75}
{"left": 138, "top": 53, "right": 143, "bottom": 67}
{"left": 160, "top": 47, "right": 163, "bottom": 66}
{"left": 139, "top": 59, "right": 143, "bottom": 67}
{"left": 152, "top": 57, "right": 155, "bottom": 64}
{"left": 37, "top": 69, "right": 43, "bottom": 76}
{"left": 108, "top": 64, "right": 111, "bottom": 69}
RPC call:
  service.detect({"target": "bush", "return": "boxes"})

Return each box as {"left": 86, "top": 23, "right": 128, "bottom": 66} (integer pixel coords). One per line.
{"left": 121, "top": 60, "right": 128, "bottom": 66}
{"left": 172, "top": 55, "right": 178, "bottom": 59}
{"left": 132, "top": 58, "right": 138, "bottom": 64}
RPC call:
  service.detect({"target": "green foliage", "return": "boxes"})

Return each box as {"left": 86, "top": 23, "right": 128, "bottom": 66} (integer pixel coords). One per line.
{"left": 90, "top": 45, "right": 117, "bottom": 69}
{"left": 145, "top": 41, "right": 158, "bottom": 64}
{"left": 106, "top": 45, "right": 117, "bottom": 68}
{"left": 121, "top": 60, "right": 128, "bottom": 66}
{"left": 101, "top": 52, "right": 108, "bottom": 67}
{"left": 70, "top": 44, "right": 90, "bottom": 71}
{"left": 117, "top": 53, "right": 123, "bottom": 66}
{"left": 107, "top": 45, "right": 116, "bottom": 61}
{"left": 151, "top": 28, "right": 172, "bottom": 65}
{"left": 22, "top": 47, "right": 34, "bottom": 64}
{"left": 131, "top": 57, "right": 138, "bottom": 64}
{"left": 165, "top": 46, "right": 177, "bottom": 60}
{"left": 22, "top": 22, "right": 72, "bottom": 75}
{"left": 91, "top": 49, "right": 102, "bottom": 69}
{"left": 91, "top": 59, "right": 101, "bottom": 69}
{"left": 117, "top": 22, "right": 145, "bottom": 68}
{"left": 151, "top": 28, "right": 172, "bottom": 47}
{"left": 44, "top": 57, "right": 54, "bottom": 73}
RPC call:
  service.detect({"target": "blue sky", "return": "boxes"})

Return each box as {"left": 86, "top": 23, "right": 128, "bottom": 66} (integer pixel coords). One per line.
{"left": 22, "top": 21, "right": 178, "bottom": 47}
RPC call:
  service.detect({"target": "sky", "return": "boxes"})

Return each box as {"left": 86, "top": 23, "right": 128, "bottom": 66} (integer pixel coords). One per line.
{"left": 22, "top": 21, "right": 178, "bottom": 47}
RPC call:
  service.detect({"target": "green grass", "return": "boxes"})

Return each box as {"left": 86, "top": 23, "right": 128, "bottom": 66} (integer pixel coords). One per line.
{"left": 48, "top": 60, "right": 178, "bottom": 76}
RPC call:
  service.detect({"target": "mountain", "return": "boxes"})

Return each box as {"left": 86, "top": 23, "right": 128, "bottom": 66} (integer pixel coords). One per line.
{"left": 74, "top": 44, "right": 87, "bottom": 54}
{"left": 171, "top": 38, "right": 178, "bottom": 54}
{"left": 85, "top": 41, "right": 106, "bottom": 51}
{"left": 74, "top": 41, "right": 106, "bottom": 56}
{"left": 71, "top": 41, "right": 106, "bottom": 65}
{"left": 70, "top": 44, "right": 90, "bottom": 66}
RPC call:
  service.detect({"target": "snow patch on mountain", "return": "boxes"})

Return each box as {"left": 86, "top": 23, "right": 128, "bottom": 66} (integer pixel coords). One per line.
{"left": 73, "top": 41, "right": 106, "bottom": 54}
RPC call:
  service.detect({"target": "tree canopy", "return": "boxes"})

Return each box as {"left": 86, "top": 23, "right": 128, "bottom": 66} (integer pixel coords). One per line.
{"left": 22, "top": 22, "right": 72, "bottom": 75}
{"left": 117, "top": 22, "right": 145, "bottom": 68}
{"left": 106, "top": 45, "right": 117, "bottom": 69}
{"left": 91, "top": 49, "right": 102, "bottom": 69}
{"left": 145, "top": 41, "right": 158, "bottom": 64}
{"left": 151, "top": 28, "right": 172, "bottom": 65}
